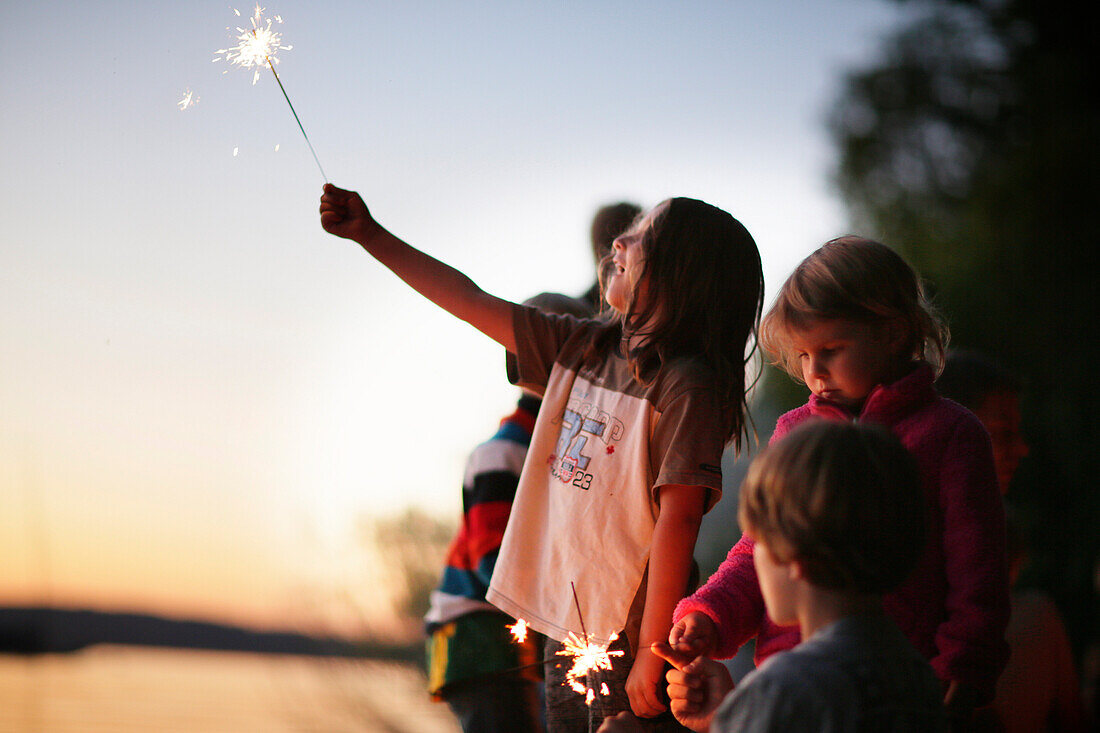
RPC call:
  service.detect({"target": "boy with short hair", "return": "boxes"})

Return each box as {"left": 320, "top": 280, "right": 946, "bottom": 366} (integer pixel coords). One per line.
{"left": 606, "top": 420, "right": 946, "bottom": 732}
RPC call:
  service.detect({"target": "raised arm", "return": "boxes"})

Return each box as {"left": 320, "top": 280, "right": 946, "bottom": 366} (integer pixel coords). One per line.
{"left": 319, "top": 184, "right": 516, "bottom": 352}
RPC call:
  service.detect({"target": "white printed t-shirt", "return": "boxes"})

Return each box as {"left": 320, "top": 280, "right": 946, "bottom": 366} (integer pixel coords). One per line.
{"left": 486, "top": 304, "right": 725, "bottom": 646}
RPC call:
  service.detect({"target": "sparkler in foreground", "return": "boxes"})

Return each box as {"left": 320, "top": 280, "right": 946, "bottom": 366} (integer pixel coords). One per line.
{"left": 556, "top": 630, "right": 624, "bottom": 699}
{"left": 555, "top": 581, "right": 622, "bottom": 732}
{"left": 506, "top": 600, "right": 620, "bottom": 732}
{"left": 214, "top": 4, "right": 327, "bottom": 181}
{"left": 508, "top": 618, "right": 530, "bottom": 644}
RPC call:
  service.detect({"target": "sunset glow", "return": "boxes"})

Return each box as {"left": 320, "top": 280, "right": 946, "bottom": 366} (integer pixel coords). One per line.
{"left": 0, "top": 0, "right": 904, "bottom": 640}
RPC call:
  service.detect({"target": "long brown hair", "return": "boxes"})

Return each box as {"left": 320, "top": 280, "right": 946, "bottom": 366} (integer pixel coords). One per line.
{"left": 587, "top": 197, "right": 764, "bottom": 451}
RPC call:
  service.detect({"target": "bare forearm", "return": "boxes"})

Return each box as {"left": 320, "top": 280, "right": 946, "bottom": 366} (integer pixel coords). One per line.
{"left": 627, "top": 492, "right": 703, "bottom": 717}
{"left": 359, "top": 228, "right": 516, "bottom": 351}
{"left": 641, "top": 487, "right": 705, "bottom": 649}
{"left": 319, "top": 184, "right": 516, "bottom": 351}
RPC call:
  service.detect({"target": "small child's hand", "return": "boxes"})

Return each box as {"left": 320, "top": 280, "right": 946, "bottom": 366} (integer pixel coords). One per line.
{"left": 596, "top": 711, "right": 645, "bottom": 733}
{"left": 625, "top": 644, "right": 668, "bottom": 718}
{"left": 652, "top": 643, "right": 734, "bottom": 733}
{"left": 319, "top": 184, "right": 381, "bottom": 244}
{"left": 668, "top": 611, "right": 718, "bottom": 657}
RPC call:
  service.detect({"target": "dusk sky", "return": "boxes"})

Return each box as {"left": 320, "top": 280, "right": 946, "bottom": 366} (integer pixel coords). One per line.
{"left": 0, "top": 0, "right": 908, "bottom": 635}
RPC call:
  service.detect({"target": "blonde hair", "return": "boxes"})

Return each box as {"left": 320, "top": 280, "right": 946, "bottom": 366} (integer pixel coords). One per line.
{"left": 761, "top": 236, "right": 948, "bottom": 380}
{"left": 738, "top": 420, "right": 924, "bottom": 593}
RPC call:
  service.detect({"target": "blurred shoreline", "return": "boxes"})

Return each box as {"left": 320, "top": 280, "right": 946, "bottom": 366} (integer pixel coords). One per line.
{"left": 0, "top": 606, "right": 421, "bottom": 662}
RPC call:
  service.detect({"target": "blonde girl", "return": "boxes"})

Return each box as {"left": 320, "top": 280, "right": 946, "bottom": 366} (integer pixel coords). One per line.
{"left": 670, "top": 236, "right": 1010, "bottom": 726}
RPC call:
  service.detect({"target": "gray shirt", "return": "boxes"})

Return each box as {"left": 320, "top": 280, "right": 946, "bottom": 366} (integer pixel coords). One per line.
{"left": 713, "top": 614, "right": 945, "bottom": 732}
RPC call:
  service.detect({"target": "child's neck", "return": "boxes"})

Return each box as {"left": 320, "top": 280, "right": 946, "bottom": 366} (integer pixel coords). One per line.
{"left": 796, "top": 585, "right": 884, "bottom": 640}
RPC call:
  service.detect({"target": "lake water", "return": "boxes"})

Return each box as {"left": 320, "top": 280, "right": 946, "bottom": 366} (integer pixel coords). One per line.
{"left": 0, "top": 646, "right": 460, "bottom": 732}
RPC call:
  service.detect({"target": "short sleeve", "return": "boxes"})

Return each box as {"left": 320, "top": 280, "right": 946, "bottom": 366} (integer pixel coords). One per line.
{"left": 507, "top": 303, "right": 589, "bottom": 395}
{"left": 650, "top": 377, "right": 725, "bottom": 509}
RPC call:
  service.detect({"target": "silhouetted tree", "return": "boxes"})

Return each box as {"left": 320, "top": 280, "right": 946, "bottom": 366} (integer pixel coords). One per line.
{"left": 826, "top": 0, "right": 1098, "bottom": 660}
{"left": 370, "top": 509, "right": 455, "bottom": 621}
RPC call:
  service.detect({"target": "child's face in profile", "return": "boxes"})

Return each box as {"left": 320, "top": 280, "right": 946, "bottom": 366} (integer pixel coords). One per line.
{"left": 972, "top": 390, "right": 1029, "bottom": 493}
{"left": 790, "top": 318, "right": 900, "bottom": 410}
{"left": 754, "top": 538, "right": 798, "bottom": 626}
{"left": 604, "top": 201, "right": 667, "bottom": 315}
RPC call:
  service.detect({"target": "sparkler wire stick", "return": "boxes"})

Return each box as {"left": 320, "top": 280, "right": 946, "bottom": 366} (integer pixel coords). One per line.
{"left": 570, "top": 581, "right": 589, "bottom": 642}
{"left": 505, "top": 595, "right": 622, "bottom": 728}
{"left": 262, "top": 54, "right": 328, "bottom": 182}
{"left": 216, "top": 6, "right": 327, "bottom": 182}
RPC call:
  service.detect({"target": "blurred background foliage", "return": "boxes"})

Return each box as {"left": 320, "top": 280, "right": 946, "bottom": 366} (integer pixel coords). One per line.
{"left": 363, "top": 509, "right": 455, "bottom": 625}
{"left": 759, "top": 0, "right": 1098, "bottom": 662}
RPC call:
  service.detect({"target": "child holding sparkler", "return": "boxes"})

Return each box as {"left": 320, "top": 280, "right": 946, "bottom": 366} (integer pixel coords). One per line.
{"left": 424, "top": 292, "right": 592, "bottom": 733}
{"left": 319, "top": 186, "right": 764, "bottom": 730}
{"left": 609, "top": 421, "right": 945, "bottom": 732}
{"left": 424, "top": 201, "right": 636, "bottom": 733}
{"left": 668, "top": 237, "right": 1010, "bottom": 728}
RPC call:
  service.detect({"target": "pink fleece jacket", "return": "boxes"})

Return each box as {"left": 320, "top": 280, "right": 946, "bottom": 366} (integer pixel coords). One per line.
{"left": 674, "top": 363, "right": 1011, "bottom": 702}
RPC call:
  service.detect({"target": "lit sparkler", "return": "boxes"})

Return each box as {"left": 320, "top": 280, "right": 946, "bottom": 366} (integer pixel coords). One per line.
{"left": 503, "top": 590, "right": 620, "bottom": 731}
{"left": 178, "top": 88, "right": 197, "bottom": 111}
{"left": 553, "top": 581, "right": 621, "bottom": 733}
{"left": 555, "top": 630, "right": 624, "bottom": 698}
{"left": 214, "top": 4, "right": 291, "bottom": 85}
{"left": 213, "top": 4, "right": 327, "bottom": 181}
{"left": 508, "top": 618, "right": 530, "bottom": 644}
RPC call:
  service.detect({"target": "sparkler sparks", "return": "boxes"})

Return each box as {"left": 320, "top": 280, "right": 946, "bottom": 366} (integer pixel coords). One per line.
{"left": 508, "top": 618, "right": 530, "bottom": 644}
{"left": 177, "top": 88, "right": 197, "bottom": 111}
{"left": 212, "top": 4, "right": 327, "bottom": 181}
{"left": 556, "top": 631, "right": 624, "bottom": 699}
{"left": 213, "top": 4, "right": 291, "bottom": 85}
{"left": 556, "top": 580, "right": 622, "bottom": 723}
{"left": 503, "top": 589, "right": 618, "bottom": 731}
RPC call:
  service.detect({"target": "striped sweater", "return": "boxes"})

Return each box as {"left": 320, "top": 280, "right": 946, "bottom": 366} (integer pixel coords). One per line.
{"left": 424, "top": 395, "right": 539, "bottom": 631}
